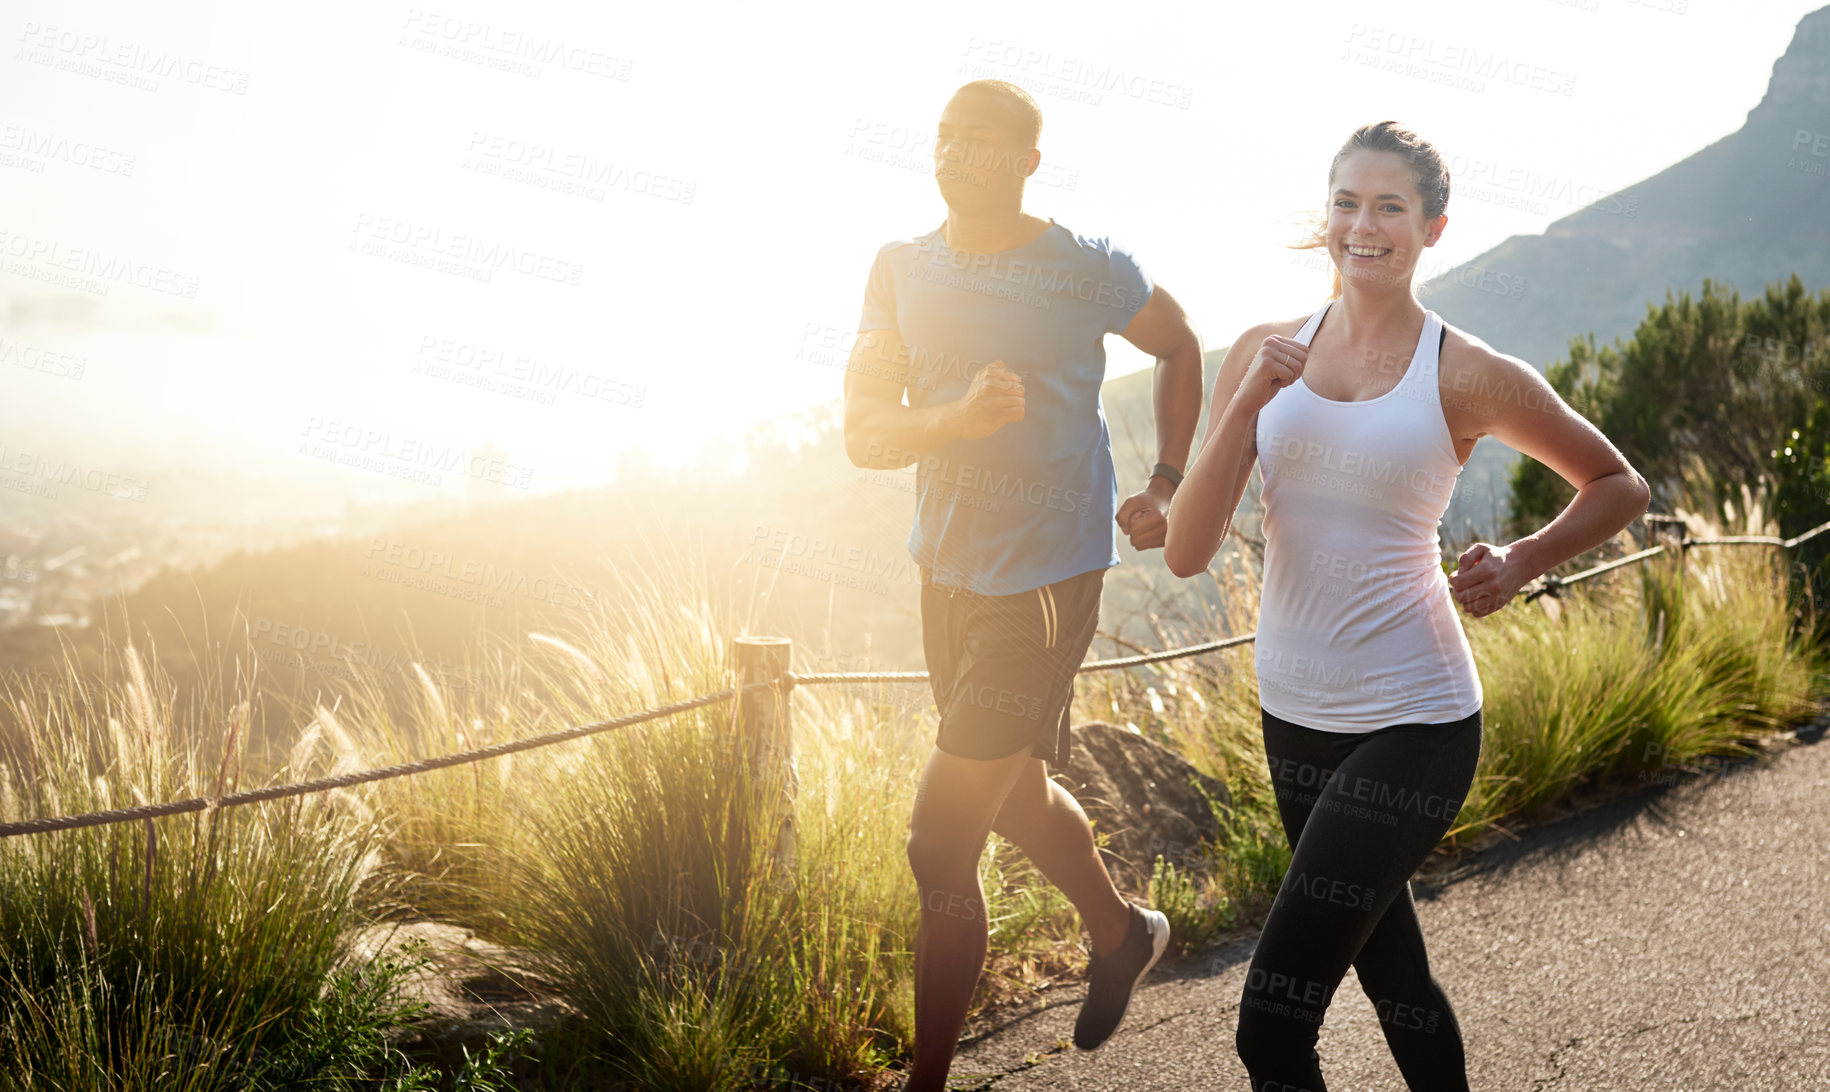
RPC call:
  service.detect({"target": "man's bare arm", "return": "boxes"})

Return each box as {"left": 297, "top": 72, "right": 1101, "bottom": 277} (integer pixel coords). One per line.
{"left": 1109, "top": 285, "right": 1204, "bottom": 550}
{"left": 1118, "top": 285, "right": 1203, "bottom": 481}
{"left": 842, "top": 326, "right": 1025, "bottom": 470}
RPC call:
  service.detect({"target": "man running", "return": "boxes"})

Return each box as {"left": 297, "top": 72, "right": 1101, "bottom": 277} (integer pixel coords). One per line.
{"left": 842, "top": 78, "right": 1204, "bottom": 1091}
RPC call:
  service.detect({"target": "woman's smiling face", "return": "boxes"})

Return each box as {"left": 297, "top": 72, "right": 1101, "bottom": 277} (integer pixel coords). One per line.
{"left": 1327, "top": 148, "right": 1446, "bottom": 292}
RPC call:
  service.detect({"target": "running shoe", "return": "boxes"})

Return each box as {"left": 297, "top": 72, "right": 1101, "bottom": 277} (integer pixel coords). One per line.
{"left": 1073, "top": 901, "right": 1171, "bottom": 1050}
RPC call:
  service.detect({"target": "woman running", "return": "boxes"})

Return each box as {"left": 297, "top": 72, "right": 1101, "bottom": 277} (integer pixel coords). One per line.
{"left": 1163, "top": 120, "right": 1650, "bottom": 1090}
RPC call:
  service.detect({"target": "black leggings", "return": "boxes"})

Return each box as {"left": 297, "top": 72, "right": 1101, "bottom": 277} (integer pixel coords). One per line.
{"left": 1235, "top": 705, "right": 1482, "bottom": 1092}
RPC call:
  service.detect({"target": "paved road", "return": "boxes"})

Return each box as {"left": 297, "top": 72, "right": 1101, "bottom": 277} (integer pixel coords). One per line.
{"left": 951, "top": 730, "right": 1830, "bottom": 1091}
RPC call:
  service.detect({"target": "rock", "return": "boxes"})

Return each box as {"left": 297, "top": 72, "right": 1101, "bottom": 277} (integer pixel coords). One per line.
{"left": 1058, "top": 721, "right": 1232, "bottom": 887}
{"left": 339, "top": 921, "right": 573, "bottom": 1059}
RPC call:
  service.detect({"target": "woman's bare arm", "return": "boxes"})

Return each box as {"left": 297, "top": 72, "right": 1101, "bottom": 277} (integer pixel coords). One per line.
{"left": 1442, "top": 329, "right": 1651, "bottom": 616}
{"left": 1164, "top": 321, "right": 1308, "bottom": 578}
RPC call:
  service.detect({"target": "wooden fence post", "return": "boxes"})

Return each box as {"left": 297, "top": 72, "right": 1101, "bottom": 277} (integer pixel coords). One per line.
{"left": 1645, "top": 513, "right": 1689, "bottom": 576}
{"left": 735, "top": 636, "right": 796, "bottom": 890}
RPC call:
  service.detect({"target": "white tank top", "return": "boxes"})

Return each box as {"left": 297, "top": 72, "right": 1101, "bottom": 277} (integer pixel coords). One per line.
{"left": 1252, "top": 299, "right": 1483, "bottom": 732}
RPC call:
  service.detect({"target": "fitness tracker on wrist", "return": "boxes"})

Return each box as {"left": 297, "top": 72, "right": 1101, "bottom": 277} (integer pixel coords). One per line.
{"left": 1151, "top": 462, "right": 1184, "bottom": 488}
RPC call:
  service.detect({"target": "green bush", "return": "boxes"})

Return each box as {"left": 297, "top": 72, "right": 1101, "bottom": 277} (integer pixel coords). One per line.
{"left": 1507, "top": 274, "right": 1830, "bottom": 619}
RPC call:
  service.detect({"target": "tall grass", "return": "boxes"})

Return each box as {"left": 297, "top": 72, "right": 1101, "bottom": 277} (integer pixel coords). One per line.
{"left": 331, "top": 558, "right": 924, "bottom": 1089}
{"left": 4, "top": 491, "right": 1820, "bottom": 1090}
{"left": 0, "top": 641, "right": 436, "bottom": 1090}
{"left": 1458, "top": 488, "right": 1826, "bottom": 839}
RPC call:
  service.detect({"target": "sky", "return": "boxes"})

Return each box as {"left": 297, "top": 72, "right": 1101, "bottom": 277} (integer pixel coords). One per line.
{"left": 2, "top": 0, "right": 1823, "bottom": 504}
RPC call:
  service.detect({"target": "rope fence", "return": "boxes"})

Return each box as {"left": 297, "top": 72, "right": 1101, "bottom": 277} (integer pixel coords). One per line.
{"left": 0, "top": 685, "right": 766, "bottom": 839}
{"left": 6, "top": 516, "right": 1829, "bottom": 841}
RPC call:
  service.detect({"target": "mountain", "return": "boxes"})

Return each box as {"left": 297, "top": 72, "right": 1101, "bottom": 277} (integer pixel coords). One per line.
{"left": 1422, "top": 6, "right": 1830, "bottom": 371}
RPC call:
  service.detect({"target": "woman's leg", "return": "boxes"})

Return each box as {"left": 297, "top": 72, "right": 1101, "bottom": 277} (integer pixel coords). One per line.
{"left": 1351, "top": 880, "right": 1471, "bottom": 1090}
{"left": 1235, "top": 709, "right": 1481, "bottom": 1092}
{"left": 1235, "top": 708, "right": 1343, "bottom": 1090}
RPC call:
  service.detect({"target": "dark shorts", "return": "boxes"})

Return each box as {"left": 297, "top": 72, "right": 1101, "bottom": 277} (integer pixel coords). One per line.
{"left": 920, "top": 564, "right": 1106, "bottom": 771}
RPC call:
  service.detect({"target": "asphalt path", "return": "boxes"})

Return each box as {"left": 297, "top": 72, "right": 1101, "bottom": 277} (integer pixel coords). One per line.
{"left": 948, "top": 728, "right": 1830, "bottom": 1091}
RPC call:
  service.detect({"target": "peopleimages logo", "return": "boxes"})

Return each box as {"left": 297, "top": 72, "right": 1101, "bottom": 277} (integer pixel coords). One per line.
{"left": 0, "top": 228, "right": 200, "bottom": 299}
{"left": 247, "top": 615, "right": 469, "bottom": 689}
{"left": 349, "top": 213, "right": 585, "bottom": 286}
{"left": 398, "top": 9, "right": 633, "bottom": 80}
{"left": 461, "top": 131, "right": 695, "bottom": 204}
{"left": 1282, "top": 869, "right": 1377, "bottom": 911}
{"left": 908, "top": 239, "right": 1145, "bottom": 312}
{"left": 865, "top": 443, "right": 1093, "bottom": 516}
{"left": 0, "top": 445, "right": 149, "bottom": 502}
{"left": 1257, "top": 647, "right": 1423, "bottom": 704}
{"left": 958, "top": 37, "right": 1194, "bottom": 109}
{"left": 1791, "top": 129, "right": 1830, "bottom": 178}
{"left": 1339, "top": 773, "right": 1464, "bottom": 820}
{"left": 0, "top": 336, "right": 88, "bottom": 380}
{"left": 14, "top": 21, "right": 251, "bottom": 94}
{"left": 1443, "top": 151, "right": 1638, "bottom": 218}
{"left": 362, "top": 537, "right": 599, "bottom": 611}
{"left": 843, "top": 116, "right": 1081, "bottom": 192}
{"left": 744, "top": 523, "right": 919, "bottom": 593}
{"left": 300, "top": 416, "right": 536, "bottom": 490}
{"left": 1343, "top": 24, "right": 1578, "bottom": 96}
{"left": 1260, "top": 429, "right": 1457, "bottom": 497}
{"left": 411, "top": 335, "right": 646, "bottom": 409}
{"left": 0, "top": 123, "right": 135, "bottom": 176}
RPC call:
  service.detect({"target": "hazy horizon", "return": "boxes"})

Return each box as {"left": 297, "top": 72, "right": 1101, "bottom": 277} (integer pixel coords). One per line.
{"left": 4, "top": 0, "right": 1825, "bottom": 515}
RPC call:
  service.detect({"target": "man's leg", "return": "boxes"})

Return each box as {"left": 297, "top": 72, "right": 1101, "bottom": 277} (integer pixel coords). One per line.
{"left": 989, "top": 756, "right": 1132, "bottom": 958}
{"left": 904, "top": 743, "right": 1034, "bottom": 1092}
{"left": 989, "top": 567, "right": 1131, "bottom": 956}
